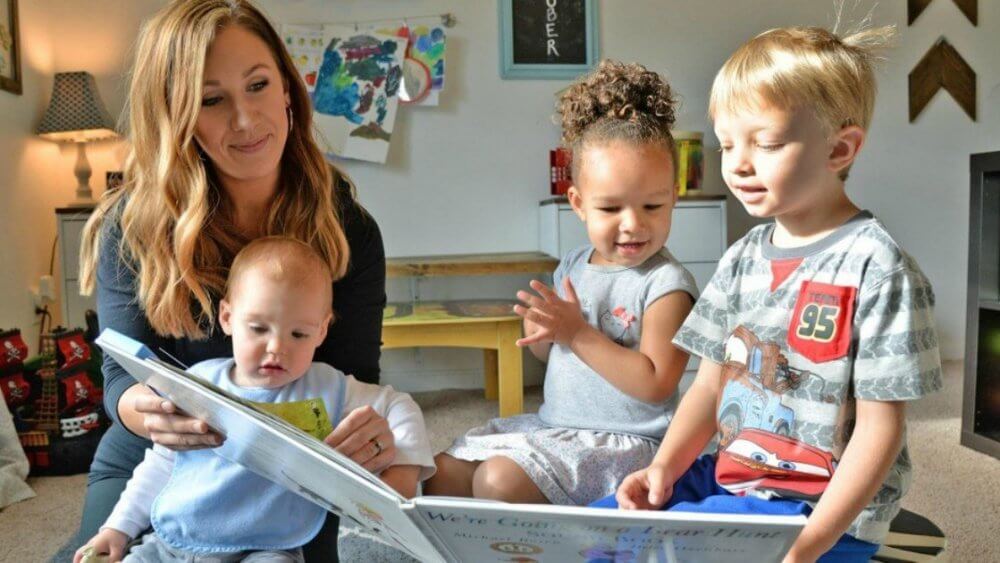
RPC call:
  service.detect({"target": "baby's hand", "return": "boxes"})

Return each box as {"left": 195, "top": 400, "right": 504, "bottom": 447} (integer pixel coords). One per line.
{"left": 616, "top": 464, "right": 674, "bottom": 510}
{"left": 74, "top": 528, "right": 129, "bottom": 563}
{"left": 513, "top": 279, "right": 586, "bottom": 347}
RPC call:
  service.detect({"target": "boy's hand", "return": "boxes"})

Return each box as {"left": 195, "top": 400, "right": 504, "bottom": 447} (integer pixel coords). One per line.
{"left": 74, "top": 528, "right": 129, "bottom": 563}
{"left": 616, "top": 464, "right": 674, "bottom": 510}
{"left": 514, "top": 279, "right": 587, "bottom": 347}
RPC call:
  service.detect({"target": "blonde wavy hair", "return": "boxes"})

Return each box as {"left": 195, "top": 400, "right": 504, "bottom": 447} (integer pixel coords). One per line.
{"left": 709, "top": 25, "right": 895, "bottom": 179}
{"left": 80, "top": 0, "right": 351, "bottom": 339}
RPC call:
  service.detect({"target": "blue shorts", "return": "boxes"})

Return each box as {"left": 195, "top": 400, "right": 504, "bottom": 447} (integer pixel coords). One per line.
{"left": 590, "top": 455, "right": 879, "bottom": 563}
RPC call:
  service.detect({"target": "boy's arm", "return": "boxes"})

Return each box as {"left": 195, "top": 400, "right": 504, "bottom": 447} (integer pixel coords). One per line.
{"left": 618, "top": 358, "right": 721, "bottom": 509}
{"left": 782, "top": 400, "right": 906, "bottom": 563}
{"left": 102, "top": 445, "right": 176, "bottom": 539}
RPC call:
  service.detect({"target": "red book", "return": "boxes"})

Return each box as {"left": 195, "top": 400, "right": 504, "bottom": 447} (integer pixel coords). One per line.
{"left": 549, "top": 148, "right": 573, "bottom": 195}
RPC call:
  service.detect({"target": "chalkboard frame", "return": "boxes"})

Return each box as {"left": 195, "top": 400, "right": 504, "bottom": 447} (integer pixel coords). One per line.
{"left": 498, "top": 0, "right": 599, "bottom": 79}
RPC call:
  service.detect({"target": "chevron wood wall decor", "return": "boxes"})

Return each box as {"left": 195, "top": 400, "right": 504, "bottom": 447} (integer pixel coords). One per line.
{"left": 908, "top": 0, "right": 977, "bottom": 26}
{"left": 908, "top": 38, "right": 976, "bottom": 121}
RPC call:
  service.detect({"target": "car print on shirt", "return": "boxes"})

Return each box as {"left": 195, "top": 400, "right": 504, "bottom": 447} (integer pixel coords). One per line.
{"left": 716, "top": 428, "right": 837, "bottom": 501}
{"left": 717, "top": 326, "right": 835, "bottom": 449}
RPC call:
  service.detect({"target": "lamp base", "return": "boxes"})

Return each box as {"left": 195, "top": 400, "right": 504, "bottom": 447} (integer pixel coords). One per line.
{"left": 71, "top": 142, "right": 95, "bottom": 208}
{"left": 64, "top": 198, "right": 96, "bottom": 209}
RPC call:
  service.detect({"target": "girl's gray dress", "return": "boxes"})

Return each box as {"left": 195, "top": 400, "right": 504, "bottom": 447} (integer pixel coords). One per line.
{"left": 445, "top": 246, "right": 699, "bottom": 505}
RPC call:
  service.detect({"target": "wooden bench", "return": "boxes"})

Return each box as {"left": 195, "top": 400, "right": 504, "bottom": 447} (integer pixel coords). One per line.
{"left": 382, "top": 300, "right": 523, "bottom": 416}
{"left": 383, "top": 252, "right": 559, "bottom": 417}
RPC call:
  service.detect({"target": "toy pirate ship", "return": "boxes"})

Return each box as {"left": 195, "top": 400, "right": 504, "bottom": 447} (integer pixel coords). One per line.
{"left": 1, "top": 327, "right": 108, "bottom": 474}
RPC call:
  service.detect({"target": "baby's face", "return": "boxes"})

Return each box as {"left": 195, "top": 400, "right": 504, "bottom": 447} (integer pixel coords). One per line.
{"left": 220, "top": 269, "right": 331, "bottom": 388}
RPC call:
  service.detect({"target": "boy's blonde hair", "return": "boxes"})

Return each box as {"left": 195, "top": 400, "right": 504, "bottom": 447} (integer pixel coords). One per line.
{"left": 226, "top": 236, "right": 334, "bottom": 316}
{"left": 709, "top": 25, "right": 894, "bottom": 178}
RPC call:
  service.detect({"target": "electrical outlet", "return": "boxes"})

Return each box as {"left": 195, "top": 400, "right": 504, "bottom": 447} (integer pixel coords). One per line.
{"left": 39, "top": 275, "right": 55, "bottom": 301}
{"left": 29, "top": 284, "right": 56, "bottom": 309}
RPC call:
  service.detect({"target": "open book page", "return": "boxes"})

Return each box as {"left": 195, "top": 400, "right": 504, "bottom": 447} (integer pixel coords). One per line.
{"left": 408, "top": 497, "right": 806, "bottom": 563}
{"left": 95, "top": 330, "right": 444, "bottom": 563}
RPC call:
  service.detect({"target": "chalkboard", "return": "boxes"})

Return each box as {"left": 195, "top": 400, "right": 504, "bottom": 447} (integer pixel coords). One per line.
{"left": 498, "top": 0, "right": 598, "bottom": 79}
{"left": 512, "top": 0, "right": 587, "bottom": 65}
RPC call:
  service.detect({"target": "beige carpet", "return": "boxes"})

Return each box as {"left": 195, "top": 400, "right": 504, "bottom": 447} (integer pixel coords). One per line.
{"left": 1, "top": 360, "right": 997, "bottom": 562}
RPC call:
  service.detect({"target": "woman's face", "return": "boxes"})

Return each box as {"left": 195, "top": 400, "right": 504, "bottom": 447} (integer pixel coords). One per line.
{"left": 195, "top": 24, "right": 290, "bottom": 195}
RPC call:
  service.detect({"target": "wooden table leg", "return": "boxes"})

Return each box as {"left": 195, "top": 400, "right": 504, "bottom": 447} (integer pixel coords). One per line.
{"left": 483, "top": 349, "right": 498, "bottom": 401}
{"left": 497, "top": 320, "right": 523, "bottom": 416}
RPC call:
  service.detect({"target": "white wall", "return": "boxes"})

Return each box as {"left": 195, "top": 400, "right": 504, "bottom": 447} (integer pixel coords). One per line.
{"left": 0, "top": 1, "right": 160, "bottom": 353}
{"left": 260, "top": 0, "right": 998, "bottom": 364}
{"left": 1, "top": 0, "right": 994, "bottom": 378}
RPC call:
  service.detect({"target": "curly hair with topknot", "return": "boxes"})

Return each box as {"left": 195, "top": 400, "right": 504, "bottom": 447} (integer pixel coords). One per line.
{"left": 557, "top": 59, "right": 678, "bottom": 156}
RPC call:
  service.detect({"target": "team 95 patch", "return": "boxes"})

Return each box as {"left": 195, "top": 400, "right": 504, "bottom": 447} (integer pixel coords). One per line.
{"left": 787, "top": 281, "right": 857, "bottom": 363}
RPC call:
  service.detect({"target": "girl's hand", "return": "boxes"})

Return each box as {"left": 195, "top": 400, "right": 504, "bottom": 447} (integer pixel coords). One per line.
{"left": 74, "top": 528, "right": 129, "bottom": 563}
{"left": 514, "top": 278, "right": 587, "bottom": 347}
{"left": 324, "top": 405, "right": 396, "bottom": 473}
{"left": 131, "top": 386, "right": 223, "bottom": 450}
{"left": 616, "top": 464, "right": 674, "bottom": 510}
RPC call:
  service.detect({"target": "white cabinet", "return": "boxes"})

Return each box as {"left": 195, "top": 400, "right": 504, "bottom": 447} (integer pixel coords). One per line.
{"left": 57, "top": 207, "right": 97, "bottom": 329}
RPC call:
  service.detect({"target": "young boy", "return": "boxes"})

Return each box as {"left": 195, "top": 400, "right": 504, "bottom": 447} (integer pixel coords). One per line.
{"left": 76, "top": 237, "right": 435, "bottom": 563}
{"left": 594, "top": 26, "right": 942, "bottom": 562}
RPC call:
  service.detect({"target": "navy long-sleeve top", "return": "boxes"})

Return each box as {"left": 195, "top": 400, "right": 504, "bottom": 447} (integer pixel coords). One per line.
{"left": 96, "top": 185, "right": 386, "bottom": 431}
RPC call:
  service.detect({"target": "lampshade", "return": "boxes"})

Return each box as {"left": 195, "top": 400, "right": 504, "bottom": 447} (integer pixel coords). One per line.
{"left": 36, "top": 72, "right": 117, "bottom": 143}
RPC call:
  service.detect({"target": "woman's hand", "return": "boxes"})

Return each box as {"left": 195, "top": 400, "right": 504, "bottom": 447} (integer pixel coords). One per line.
{"left": 125, "top": 385, "right": 223, "bottom": 450}
{"left": 74, "top": 528, "right": 129, "bottom": 563}
{"left": 324, "top": 405, "right": 396, "bottom": 472}
{"left": 513, "top": 278, "right": 588, "bottom": 347}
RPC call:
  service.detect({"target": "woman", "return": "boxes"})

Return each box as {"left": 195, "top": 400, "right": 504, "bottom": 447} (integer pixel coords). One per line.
{"left": 71, "top": 1, "right": 390, "bottom": 560}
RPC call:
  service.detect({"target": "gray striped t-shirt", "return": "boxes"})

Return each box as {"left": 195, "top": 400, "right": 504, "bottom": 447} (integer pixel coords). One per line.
{"left": 673, "top": 211, "right": 942, "bottom": 544}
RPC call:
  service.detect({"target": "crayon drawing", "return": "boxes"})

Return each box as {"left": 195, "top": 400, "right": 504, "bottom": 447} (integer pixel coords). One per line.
{"left": 378, "top": 22, "right": 447, "bottom": 106}
{"left": 312, "top": 26, "right": 405, "bottom": 163}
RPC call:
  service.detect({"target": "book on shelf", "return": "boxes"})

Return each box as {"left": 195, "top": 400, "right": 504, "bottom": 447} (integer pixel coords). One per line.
{"left": 95, "top": 329, "right": 806, "bottom": 562}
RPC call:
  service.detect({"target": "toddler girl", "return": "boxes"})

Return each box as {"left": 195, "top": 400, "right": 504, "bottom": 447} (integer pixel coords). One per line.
{"left": 426, "top": 60, "right": 698, "bottom": 506}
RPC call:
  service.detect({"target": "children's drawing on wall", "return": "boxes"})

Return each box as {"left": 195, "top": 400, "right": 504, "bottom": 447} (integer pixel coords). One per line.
{"left": 311, "top": 26, "right": 405, "bottom": 163}
{"left": 281, "top": 24, "right": 324, "bottom": 93}
{"left": 377, "top": 22, "right": 447, "bottom": 106}
{"left": 408, "top": 24, "right": 446, "bottom": 105}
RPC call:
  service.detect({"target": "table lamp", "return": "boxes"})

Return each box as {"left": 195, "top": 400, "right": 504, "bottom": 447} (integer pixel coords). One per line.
{"left": 36, "top": 71, "right": 118, "bottom": 207}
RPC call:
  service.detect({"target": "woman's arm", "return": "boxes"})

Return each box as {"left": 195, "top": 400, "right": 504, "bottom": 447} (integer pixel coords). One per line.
{"left": 94, "top": 219, "right": 157, "bottom": 433}
{"left": 316, "top": 190, "right": 386, "bottom": 384}
{"left": 333, "top": 375, "right": 436, "bottom": 480}
{"left": 95, "top": 217, "right": 220, "bottom": 448}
